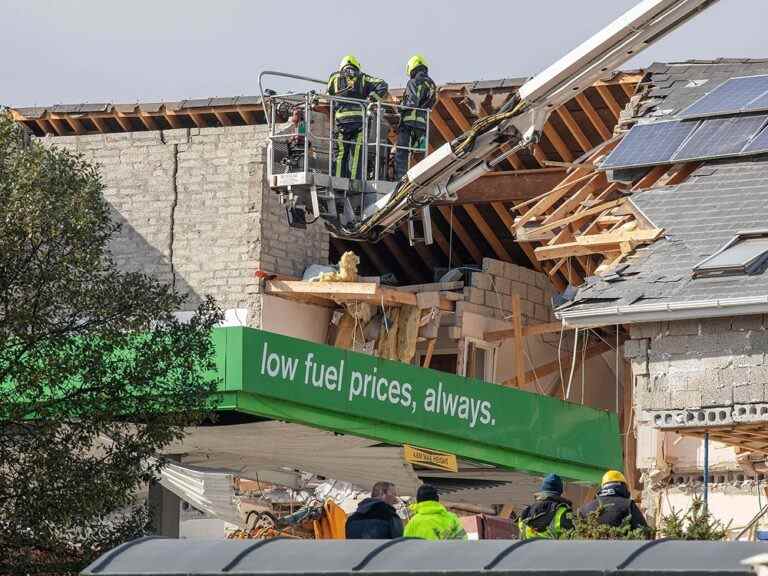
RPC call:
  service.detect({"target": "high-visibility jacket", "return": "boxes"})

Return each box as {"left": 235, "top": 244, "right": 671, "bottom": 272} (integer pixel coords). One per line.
{"left": 401, "top": 68, "right": 436, "bottom": 129}
{"left": 327, "top": 69, "right": 388, "bottom": 128}
{"left": 403, "top": 501, "right": 467, "bottom": 540}
{"left": 517, "top": 497, "right": 573, "bottom": 539}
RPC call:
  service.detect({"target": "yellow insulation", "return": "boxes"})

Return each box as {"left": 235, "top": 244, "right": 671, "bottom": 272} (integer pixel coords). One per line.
{"left": 396, "top": 305, "right": 420, "bottom": 364}
{"left": 311, "top": 251, "right": 360, "bottom": 283}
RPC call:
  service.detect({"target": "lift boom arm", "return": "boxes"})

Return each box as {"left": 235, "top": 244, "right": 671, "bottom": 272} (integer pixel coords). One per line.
{"left": 334, "top": 0, "right": 718, "bottom": 241}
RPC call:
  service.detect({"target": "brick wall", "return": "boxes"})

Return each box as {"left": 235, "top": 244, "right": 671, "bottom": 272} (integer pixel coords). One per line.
{"left": 459, "top": 257, "right": 557, "bottom": 324}
{"left": 41, "top": 126, "right": 328, "bottom": 325}
{"left": 626, "top": 316, "right": 768, "bottom": 428}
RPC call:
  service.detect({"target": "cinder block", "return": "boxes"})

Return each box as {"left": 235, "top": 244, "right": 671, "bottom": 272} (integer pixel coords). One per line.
{"left": 669, "top": 389, "right": 703, "bottom": 410}
{"left": 700, "top": 317, "right": 733, "bottom": 335}
{"left": 470, "top": 272, "right": 492, "bottom": 291}
{"left": 732, "top": 315, "right": 764, "bottom": 332}
{"left": 510, "top": 281, "right": 527, "bottom": 298}
{"left": 503, "top": 262, "right": 520, "bottom": 280}
{"left": 701, "top": 385, "right": 733, "bottom": 408}
{"left": 666, "top": 319, "right": 700, "bottom": 336}
{"left": 493, "top": 276, "right": 511, "bottom": 295}
{"left": 624, "top": 338, "right": 649, "bottom": 359}
{"left": 482, "top": 257, "right": 505, "bottom": 277}
{"left": 658, "top": 335, "right": 689, "bottom": 355}
{"left": 733, "top": 383, "right": 765, "bottom": 404}
{"left": 629, "top": 322, "right": 662, "bottom": 340}
{"left": 527, "top": 285, "right": 545, "bottom": 304}
{"left": 463, "top": 287, "right": 485, "bottom": 305}
{"left": 534, "top": 304, "right": 550, "bottom": 322}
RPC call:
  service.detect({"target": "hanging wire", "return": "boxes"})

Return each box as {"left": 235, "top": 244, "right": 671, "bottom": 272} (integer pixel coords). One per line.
{"left": 616, "top": 323, "right": 620, "bottom": 413}
{"left": 565, "top": 328, "right": 580, "bottom": 400}
{"left": 558, "top": 324, "right": 566, "bottom": 399}
{"left": 581, "top": 330, "right": 589, "bottom": 404}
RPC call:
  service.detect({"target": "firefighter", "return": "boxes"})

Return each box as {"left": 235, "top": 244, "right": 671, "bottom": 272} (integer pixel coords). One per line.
{"left": 578, "top": 470, "right": 649, "bottom": 532}
{"left": 517, "top": 474, "right": 574, "bottom": 539}
{"left": 327, "top": 55, "right": 388, "bottom": 180}
{"left": 394, "top": 54, "right": 437, "bottom": 180}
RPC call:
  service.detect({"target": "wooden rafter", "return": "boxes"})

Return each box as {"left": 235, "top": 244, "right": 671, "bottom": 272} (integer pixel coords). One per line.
{"left": 575, "top": 93, "right": 612, "bottom": 140}
{"left": 382, "top": 234, "right": 424, "bottom": 283}
{"left": 436, "top": 205, "right": 483, "bottom": 264}
{"left": 139, "top": 115, "right": 160, "bottom": 131}
{"left": 595, "top": 84, "right": 623, "bottom": 121}
{"left": 556, "top": 107, "right": 593, "bottom": 152}
{"left": 462, "top": 204, "right": 512, "bottom": 262}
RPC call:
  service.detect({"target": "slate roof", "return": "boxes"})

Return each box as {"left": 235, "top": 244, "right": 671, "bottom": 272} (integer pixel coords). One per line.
{"left": 560, "top": 60, "right": 768, "bottom": 316}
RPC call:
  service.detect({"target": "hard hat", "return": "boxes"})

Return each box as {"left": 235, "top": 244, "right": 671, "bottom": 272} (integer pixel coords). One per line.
{"left": 602, "top": 470, "right": 627, "bottom": 486}
{"left": 406, "top": 54, "right": 428, "bottom": 76}
{"left": 339, "top": 54, "right": 361, "bottom": 71}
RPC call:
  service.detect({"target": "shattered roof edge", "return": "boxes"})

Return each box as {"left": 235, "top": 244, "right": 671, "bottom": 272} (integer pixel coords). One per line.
{"left": 556, "top": 294, "right": 768, "bottom": 328}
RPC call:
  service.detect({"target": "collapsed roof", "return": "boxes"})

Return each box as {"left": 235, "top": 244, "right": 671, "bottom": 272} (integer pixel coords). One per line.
{"left": 556, "top": 60, "right": 768, "bottom": 326}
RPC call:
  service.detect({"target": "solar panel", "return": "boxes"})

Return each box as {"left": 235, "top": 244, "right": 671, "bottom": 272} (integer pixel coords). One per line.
{"left": 600, "top": 121, "right": 697, "bottom": 169}
{"left": 672, "top": 114, "right": 768, "bottom": 161}
{"left": 743, "top": 125, "right": 768, "bottom": 155}
{"left": 680, "top": 75, "right": 768, "bottom": 119}
{"left": 745, "top": 90, "right": 768, "bottom": 114}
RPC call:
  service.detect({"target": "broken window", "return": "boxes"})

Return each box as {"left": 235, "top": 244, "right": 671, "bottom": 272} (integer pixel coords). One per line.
{"left": 693, "top": 231, "right": 768, "bottom": 278}
{"left": 462, "top": 339, "right": 497, "bottom": 382}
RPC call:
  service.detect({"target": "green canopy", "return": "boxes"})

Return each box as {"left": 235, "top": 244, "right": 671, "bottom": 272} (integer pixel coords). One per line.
{"left": 212, "top": 328, "right": 621, "bottom": 483}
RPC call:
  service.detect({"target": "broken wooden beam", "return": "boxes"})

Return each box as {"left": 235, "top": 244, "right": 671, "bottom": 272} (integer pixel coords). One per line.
{"left": 265, "top": 280, "right": 455, "bottom": 312}
{"left": 484, "top": 322, "right": 573, "bottom": 342}
{"left": 534, "top": 227, "right": 663, "bottom": 261}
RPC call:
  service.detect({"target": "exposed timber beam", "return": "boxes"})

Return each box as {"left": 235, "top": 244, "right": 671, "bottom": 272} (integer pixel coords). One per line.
{"left": 435, "top": 168, "right": 567, "bottom": 205}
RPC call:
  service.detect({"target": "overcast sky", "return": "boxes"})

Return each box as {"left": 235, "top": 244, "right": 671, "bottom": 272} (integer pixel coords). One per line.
{"left": 3, "top": 0, "right": 766, "bottom": 107}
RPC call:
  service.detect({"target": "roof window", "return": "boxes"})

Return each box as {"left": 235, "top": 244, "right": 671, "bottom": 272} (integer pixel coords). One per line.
{"left": 693, "top": 231, "right": 768, "bottom": 278}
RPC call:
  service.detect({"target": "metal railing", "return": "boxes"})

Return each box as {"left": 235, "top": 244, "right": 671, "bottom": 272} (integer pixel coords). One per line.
{"left": 258, "top": 70, "right": 430, "bottom": 202}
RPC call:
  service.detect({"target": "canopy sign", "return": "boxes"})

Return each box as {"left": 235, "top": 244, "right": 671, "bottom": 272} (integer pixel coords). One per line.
{"left": 213, "top": 327, "right": 621, "bottom": 483}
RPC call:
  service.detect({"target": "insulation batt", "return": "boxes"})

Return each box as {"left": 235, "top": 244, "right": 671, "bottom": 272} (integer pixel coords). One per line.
{"left": 311, "top": 251, "right": 360, "bottom": 282}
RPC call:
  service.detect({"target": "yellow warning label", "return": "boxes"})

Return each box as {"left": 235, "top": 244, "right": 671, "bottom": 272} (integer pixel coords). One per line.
{"left": 403, "top": 445, "right": 458, "bottom": 472}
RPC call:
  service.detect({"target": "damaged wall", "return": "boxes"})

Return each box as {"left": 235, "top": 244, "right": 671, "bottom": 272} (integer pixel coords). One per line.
{"left": 627, "top": 316, "right": 768, "bottom": 525}
{"left": 41, "top": 126, "right": 329, "bottom": 325}
{"left": 627, "top": 316, "right": 768, "bottom": 427}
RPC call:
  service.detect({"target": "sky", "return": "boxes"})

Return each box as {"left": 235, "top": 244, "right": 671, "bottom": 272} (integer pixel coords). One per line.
{"left": 2, "top": 0, "right": 767, "bottom": 107}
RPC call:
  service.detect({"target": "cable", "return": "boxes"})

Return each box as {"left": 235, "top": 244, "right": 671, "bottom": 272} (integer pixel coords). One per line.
{"left": 616, "top": 323, "right": 620, "bottom": 413}
{"left": 581, "top": 329, "right": 589, "bottom": 404}
{"left": 558, "top": 323, "right": 566, "bottom": 399}
{"left": 565, "top": 328, "right": 580, "bottom": 400}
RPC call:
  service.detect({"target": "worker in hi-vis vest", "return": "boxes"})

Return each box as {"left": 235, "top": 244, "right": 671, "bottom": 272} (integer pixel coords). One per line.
{"left": 327, "top": 55, "right": 388, "bottom": 180}
{"left": 517, "top": 474, "right": 574, "bottom": 539}
{"left": 395, "top": 54, "right": 437, "bottom": 180}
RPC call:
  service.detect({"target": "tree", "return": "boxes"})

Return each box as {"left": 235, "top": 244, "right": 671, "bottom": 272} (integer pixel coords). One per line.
{"left": 658, "top": 497, "right": 730, "bottom": 540}
{"left": 0, "top": 110, "right": 222, "bottom": 573}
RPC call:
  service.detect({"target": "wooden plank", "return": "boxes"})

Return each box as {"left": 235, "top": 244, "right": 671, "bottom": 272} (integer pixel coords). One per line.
{"left": 485, "top": 321, "right": 571, "bottom": 342}
{"left": 429, "top": 107, "right": 455, "bottom": 142}
{"left": 575, "top": 93, "right": 612, "bottom": 141}
{"left": 214, "top": 111, "right": 233, "bottom": 126}
{"left": 438, "top": 168, "right": 567, "bottom": 204}
{"left": 596, "top": 84, "right": 622, "bottom": 120}
{"left": 619, "top": 81, "right": 636, "bottom": 98}
{"left": 576, "top": 228, "right": 664, "bottom": 246}
{"left": 632, "top": 165, "right": 669, "bottom": 190}
{"left": 139, "top": 114, "right": 160, "bottom": 131}
{"left": 113, "top": 113, "right": 133, "bottom": 132}
{"left": 91, "top": 116, "right": 108, "bottom": 133}
{"left": 462, "top": 204, "right": 512, "bottom": 262}
{"left": 491, "top": 202, "right": 542, "bottom": 273}
{"left": 543, "top": 123, "right": 574, "bottom": 162}
{"left": 665, "top": 162, "right": 701, "bottom": 186}
{"left": 437, "top": 205, "right": 483, "bottom": 264}
{"left": 529, "top": 198, "right": 625, "bottom": 238}
{"left": 239, "top": 109, "right": 257, "bottom": 124}
{"left": 504, "top": 339, "right": 612, "bottom": 388}
{"left": 439, "top": 96, "right": 471, "bottom": 131}
{"left": 536, "top": 240, "right": 624, "bottom": 261}
{"left": 66, "top": 117, "right": 85, "bottom": 134}
{"left": 423, "top": 339, "right": 437, "bottom": 368}
{"left": 165, "top": 112, "right": 183, "bottom": 129}
{"left": 188, "top": 112, "right": 207, "bottom": 128}
{"left": 513, "top": 171, "right": 595, "bottom": 229}
{"left": 511, "top": 294, "right": 526, "bottom": 389}
{"left": 556, "top": 107, "right": 593, "bottom": 152}
{"left": 539, "top": 172, "right": 604, "bottom": 226}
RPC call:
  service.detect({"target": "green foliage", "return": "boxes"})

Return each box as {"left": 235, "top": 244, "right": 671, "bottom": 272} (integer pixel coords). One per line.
{"left": 0, "top": 110, "right": 222, "bottom": 572}
{"left": 563, "top": 506, "right": 651, "bottom": 540}
{"left": 658, "top": 497, "right": 730, "bottom": 540}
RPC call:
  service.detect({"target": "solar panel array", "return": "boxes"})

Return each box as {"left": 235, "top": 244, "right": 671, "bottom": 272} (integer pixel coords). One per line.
{"left": 601, "top": 115, "right": 768, "bottom": 170}
{"left": 680, "top": 75, "right": 768, "bottom": 119}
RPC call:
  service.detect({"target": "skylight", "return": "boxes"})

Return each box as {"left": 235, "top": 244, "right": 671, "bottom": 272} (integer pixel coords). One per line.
{"left": 693, "top": 231, "right": 768, "bottom": 278}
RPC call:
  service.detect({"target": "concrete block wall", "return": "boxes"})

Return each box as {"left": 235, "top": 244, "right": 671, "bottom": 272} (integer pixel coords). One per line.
{"left": 461, "top": 257, "right": 557, "bottom": 325}
{"left": 41, "top": 126, "right": 328, "bottom": 325}
{"left": 626, "top": 315, "right": 768, "bottom": 427}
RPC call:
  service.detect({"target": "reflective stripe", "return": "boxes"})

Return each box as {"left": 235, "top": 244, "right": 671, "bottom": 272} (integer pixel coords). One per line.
{"left": 349, "top": 131, "right": 363, "bottom": 179}
{"left": 334, "top": 132, "right": 345, "bottom": 177}
{"left": 336, "top": 110, "right": 364, "bottom": 118}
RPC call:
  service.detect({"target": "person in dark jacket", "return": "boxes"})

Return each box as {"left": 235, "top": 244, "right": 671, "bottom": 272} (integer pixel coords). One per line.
{"left": 579, "top": 470, "right": 649, "bottom": 532}
{"left": 518, "top": 473, "right": 574, "bottom": 539}
{"left": 345, "top": 481, "right": 403, "bottom": 539}
{"left": 328, "top": 55, "right": 388, "bottom": 180}
{"left": 394, "top": 54, "right": 437, "bottom": 180}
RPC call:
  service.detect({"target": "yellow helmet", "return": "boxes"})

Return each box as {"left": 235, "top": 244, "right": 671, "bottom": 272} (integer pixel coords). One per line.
{"left": 406, "top": 54, "right": 428, "bottom": 76}
{"left": 602, "top": 470, "right": 627, "bottom": 486}
{"left": 339, "top": 54, "right": 361, "bottom": 71}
